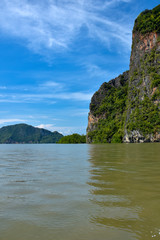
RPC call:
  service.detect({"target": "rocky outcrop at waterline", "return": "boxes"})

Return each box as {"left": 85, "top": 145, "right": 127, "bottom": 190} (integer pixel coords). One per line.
{"left": 87, "top": 4, "right": 160, "bottom": 143}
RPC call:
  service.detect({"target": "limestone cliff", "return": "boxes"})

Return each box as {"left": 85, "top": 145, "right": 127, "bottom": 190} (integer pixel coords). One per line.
{"left": 87, "top": 4, "right": 160, "bottom": 143}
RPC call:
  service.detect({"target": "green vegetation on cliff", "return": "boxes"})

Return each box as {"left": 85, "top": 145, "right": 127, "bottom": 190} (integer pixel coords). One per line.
{"left": 133, "top": 4, "right": 160, "bottom": 34}
{"left": 127, "top": 96, "right": 160, "bottom": 135}
{"left": 127, "top": 47, "right": 160, "bottom": 135}
{"left": 88, "top": 74, "right": 128, "bottom": 143}
{"left": 58, "top": 134, "right": 86, "bottom": 144}
{"left": 87, "top": 4, "right": 160, "bottom": 143}
{"left": 0, "top": 124, "right": 63, "bottom": 143}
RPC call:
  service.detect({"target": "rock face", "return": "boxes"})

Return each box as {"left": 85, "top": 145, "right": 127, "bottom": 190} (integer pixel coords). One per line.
{"left": 87, "top": 4, "right": 160, "bottom": 143}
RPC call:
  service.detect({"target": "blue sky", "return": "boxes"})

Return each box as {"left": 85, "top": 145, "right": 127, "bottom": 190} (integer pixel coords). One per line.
{"left": 0, "top": 0, "right": 159, "bottom": 135}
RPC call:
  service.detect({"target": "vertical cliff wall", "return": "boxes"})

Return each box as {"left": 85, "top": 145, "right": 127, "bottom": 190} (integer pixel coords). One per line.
{"left": 87, "top": 4, "right": 160, "bottom": 143}
{"left": 87, "top": 71, "right": 129, "bottom": 143}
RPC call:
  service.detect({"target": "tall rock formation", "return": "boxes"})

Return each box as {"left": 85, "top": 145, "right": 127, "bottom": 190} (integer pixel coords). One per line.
{"left": 87, "top": 5, "right": 160, "bottom": 143}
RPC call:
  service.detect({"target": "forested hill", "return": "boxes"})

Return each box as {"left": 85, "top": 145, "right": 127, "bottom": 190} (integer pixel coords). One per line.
{"left": 0, "top": 123, "right": 63, "bottom": 143}
{"left": 58, "top": 134, "right": 86, "bottom": 143}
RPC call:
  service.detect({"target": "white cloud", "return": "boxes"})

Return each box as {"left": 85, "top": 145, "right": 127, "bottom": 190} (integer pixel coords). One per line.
{"left": 36, "top": 124, "right": 54, "bottom": 131}
{"left": 85, "top": 64, "right": 109, "bottom": 78}
{"left": 39, "top": 81, "right": 64, "bottom": 90}
{"left": 0, "top": 119, "right": 27, "bottom": 125}
{"left": 24, "top": 92, "right": 92, "bottom": 101}
{"left": 0, "top": 99, "right": 25, "bottom": 103}
{"left": 0, "top": 86, "right": 7, "bottom": 89}
{"left": 40, "top": 81, "right": 61, "bottom": 87}
{"left": 71, "top": 109, "right": 89, "bottom": 116}
{"left": 0, "top": 90, "right": 93, "bottom": 103}
{"left": 0, "top": 0, "right": 132, "bottom": 54}
{"left": 36, "top": 123, "right": 86, "bottom": 135}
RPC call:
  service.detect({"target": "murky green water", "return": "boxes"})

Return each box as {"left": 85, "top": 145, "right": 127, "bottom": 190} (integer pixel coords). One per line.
{"left": 0, "top": 143, "right": 160, "bottom": 240}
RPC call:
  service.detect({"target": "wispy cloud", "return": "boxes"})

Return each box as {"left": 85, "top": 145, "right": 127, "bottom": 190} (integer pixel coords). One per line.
{"left": 0, "top": 119, "right": 27, "bottom": 125}
{"left": 0, "top": 0, "right": 132, "bottom": 54}
{"left": 85, "top": 64, "right": 109, "bottom": 78}
{"left": 0, "top": 86, "right": 7, "bottom": 90}
{"left": 36, "top": 124, "right": 55, "bottom": 131}
{"left": 71, "top": 109, "right": 89, "bottom": 117}
{"left": 39, "top": 81, "right": 63, "bottom": 88}
{"left": 23, "top": 91, "right": 93, "bottom": 101}
{"left": 36, "top": 124, "right": 86, "bottom": 135}
{"left": 0, "top": 90, "right": 93, "bottom": 103}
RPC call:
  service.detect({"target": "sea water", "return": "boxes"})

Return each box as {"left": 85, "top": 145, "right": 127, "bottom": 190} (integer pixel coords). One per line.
{"left": 0, "top": 143, "right": 160, "bottom": 240}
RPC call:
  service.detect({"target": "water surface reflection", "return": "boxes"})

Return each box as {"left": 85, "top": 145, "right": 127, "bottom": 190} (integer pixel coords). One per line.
{"left": 88, "top": 144, "right": 160, "bottom": 239}
{"left": 0, "top": 144, "right": 160, "bottom": 240}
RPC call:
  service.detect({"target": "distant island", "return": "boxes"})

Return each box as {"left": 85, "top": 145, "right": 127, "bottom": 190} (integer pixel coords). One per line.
{"left": 58, "top": 134, "right": 86, "bottom": 144}
{"left": 0, "top": 123, "right": 63, "bottom": 143}
{"left": 87, "top": 4, "right": 160, "bottom": 143}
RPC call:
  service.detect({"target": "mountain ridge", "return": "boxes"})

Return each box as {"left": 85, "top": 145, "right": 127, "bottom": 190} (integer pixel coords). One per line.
{"left": 0, "top": 123, "right": 63, "bottom": 143}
